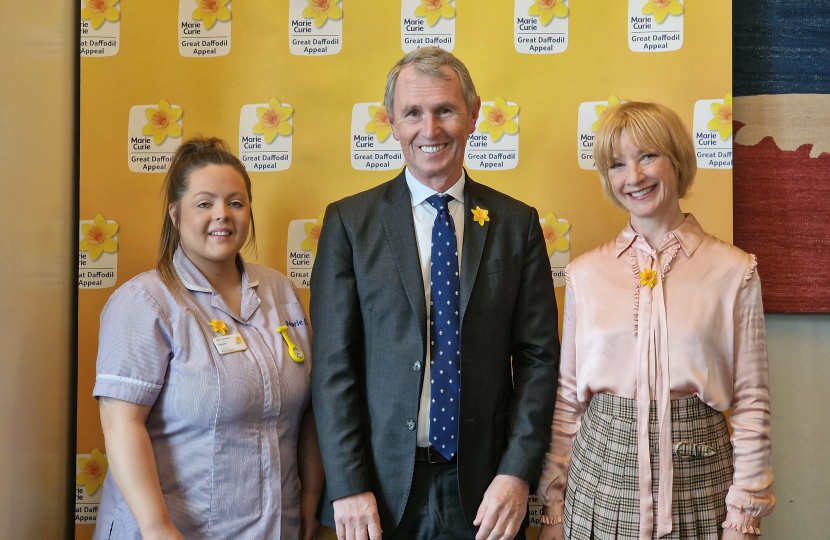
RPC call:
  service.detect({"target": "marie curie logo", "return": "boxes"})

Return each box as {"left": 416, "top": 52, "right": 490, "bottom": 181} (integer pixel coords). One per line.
{"left": 401, "top": 0, "right": 455, "bottom": 52}
{"left": 514, "top": 0, "right": 568, "bottom": 54}
{"left": 576, "top": 95, "right": 621, "bottom": 170}
{"left": 466, "top": 97, "right": 519, "bottom": 171}
{"left": 628, "top": 0, "right": 683, "bottom": 52}
{"left": 238, "top": 98, "right": 293, "bottom": 172}
{"left": 693, "top": 94, "right": 732, "bottom": 169}
{"left": 350, "top": 103, "right": 404, "bottom": 171}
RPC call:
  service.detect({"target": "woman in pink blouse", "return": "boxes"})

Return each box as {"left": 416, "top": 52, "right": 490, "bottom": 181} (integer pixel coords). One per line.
{"left": 538, "top": 102, "right": 774, "bottom": 540}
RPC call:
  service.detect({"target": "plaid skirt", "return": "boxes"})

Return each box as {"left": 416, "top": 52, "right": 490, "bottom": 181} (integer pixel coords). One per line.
{"left": 564, "top": 393, "right": 733, "bottom": 540}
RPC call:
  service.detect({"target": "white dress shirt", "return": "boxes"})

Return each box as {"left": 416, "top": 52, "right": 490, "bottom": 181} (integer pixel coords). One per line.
{"left": 405, "top": 168, "right": 466, "bottom": 447}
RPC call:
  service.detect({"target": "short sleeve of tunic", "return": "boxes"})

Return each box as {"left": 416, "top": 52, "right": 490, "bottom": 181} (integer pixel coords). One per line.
{"left": 93, "top": 277, "right": 173, "bottom": 406}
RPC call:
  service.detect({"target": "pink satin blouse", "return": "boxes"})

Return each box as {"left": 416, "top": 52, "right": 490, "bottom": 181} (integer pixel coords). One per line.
{"left": 538, "top": 214, "right": 775, "bottom": 538}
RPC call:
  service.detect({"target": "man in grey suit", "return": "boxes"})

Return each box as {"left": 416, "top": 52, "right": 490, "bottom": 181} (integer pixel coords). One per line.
{"left": 310, "top": 47, "right": 560, "bottom": 540}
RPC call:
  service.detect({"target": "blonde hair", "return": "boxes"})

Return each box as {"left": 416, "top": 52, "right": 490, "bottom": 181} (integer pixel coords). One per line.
{"left": 384, "top": 47, "right": 478, "bottom": 119}
{"left": 157, "top": 136, "right": 257, "bottom": 291}
{"left": 594, "top": 101, "right": 696, "bottom": 209}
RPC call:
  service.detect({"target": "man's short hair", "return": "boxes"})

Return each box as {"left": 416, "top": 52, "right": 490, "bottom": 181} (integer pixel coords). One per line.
{"left": 384, "top": 47, "right": 478, "bottom": 119}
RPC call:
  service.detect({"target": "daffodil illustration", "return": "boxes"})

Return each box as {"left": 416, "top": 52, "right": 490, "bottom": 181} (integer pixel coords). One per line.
{"left": 192, "top": 0, "right": 231, "bottom": 29}
{"left": 365, "top": 105, "right": 392, "bottom": 143}
{"left": 707, "top": 93, "right": 733, "bottom": 140}
{"left": 592, "top": 95, "right": 621, "bottom": 132}
{"left": 528, "top": 0, "right": 568, "bottom": 25}
{"left": 79, "top": 214, "right": 118, "bottom": 261}
{"left": 302, "top": 0, "right": 342, "bottom": 28}
{"left": 471, "top": 207, "right": 489, "bottom": 226}
{"left": 415, "top": 0, "right": 455, "bottom": 27}
{"left": 253, "top": 98, "right": 293, "bottom": 144}
{"left": 76, "top": 449, "right": 108, "bottom": 495}
{"left": 640, "top": 268, "right": 658, "bottom": 288}
{"left": 209, "top": 320, "right": 228, "bottom": 335}
{"left": 301, "top": 213, "right": 325, "bottom": 257}
{"left": 141, "top": 99, "right": 183, "bottom": 146}
{"left": 81, "top": 0, "right": 120, "bottom": 29}
{"left": 542, "top": 213, "right": 570, "bottom": 255}
{"left": 642, "top": 0, "right": 683, "bottom": 24}
{"left": 478, "top": 97, "right": 519, "bottom": 142}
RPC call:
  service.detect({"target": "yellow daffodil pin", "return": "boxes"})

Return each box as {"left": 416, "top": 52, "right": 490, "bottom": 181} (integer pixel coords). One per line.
{"left": 76, "top": 448, "right": 108, "bottom": 495}
{"left": 81, "top": 0, "right": 120, "bottom": 29}
{"left": 708, "top": 94, "right": 733, "bottom": 140}
{"left": 472, "top": 207, "right": 490, "bottom": 226}
{"left": 639, "top": 268, "right": 658, "bottom": 288}
{"left": 209, "top": 320, "right": 228, "bottom": 335}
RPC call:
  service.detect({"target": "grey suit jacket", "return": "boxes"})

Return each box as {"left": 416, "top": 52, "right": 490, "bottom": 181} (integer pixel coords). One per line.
{"left": 310, "top": 170, "right": 560, "bottom": 534}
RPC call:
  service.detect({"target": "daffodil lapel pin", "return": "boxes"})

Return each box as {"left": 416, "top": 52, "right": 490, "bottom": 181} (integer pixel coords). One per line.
{"left": 471, "top": 206, "right": 490, "bottom": 226}
{"left": 209, "top": 319, "right": 228, "bottom": 335}
{"left": 639, "top": 268, "right": 658, "bottom": 288}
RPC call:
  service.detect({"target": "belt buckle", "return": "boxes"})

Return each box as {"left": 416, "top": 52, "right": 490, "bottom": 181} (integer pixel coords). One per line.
{"left": 426, "top": 445, "right": 442, "bottom": 464}
{"left": 673, "top": 440, "right": 717, "bottom": 459}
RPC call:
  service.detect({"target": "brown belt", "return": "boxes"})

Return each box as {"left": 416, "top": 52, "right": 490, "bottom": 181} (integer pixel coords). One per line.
{"left": 415, "top": 446, "right": 455, "bottom": 464}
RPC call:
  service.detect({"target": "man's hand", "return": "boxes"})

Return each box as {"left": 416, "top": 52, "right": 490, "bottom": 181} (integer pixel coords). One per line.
{"left": 332, "top": 491, "right": 382, "bottom": 540}
{"left": 538, "top": 522, "right": 564, "bottom": 540}
{"left": 473, "top": 474, "right": 529, "bottom": 540}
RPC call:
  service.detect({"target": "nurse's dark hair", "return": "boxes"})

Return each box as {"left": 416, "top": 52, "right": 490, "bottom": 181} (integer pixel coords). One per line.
{"left": 157, "top": 136, "right": 257, "bottom": 292}
{"left": 594, "top": 101, "right": 697, "bottom": 210}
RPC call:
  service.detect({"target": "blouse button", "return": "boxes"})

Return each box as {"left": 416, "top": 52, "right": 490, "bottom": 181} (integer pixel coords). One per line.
{"left": 413, "top": 361, "right": 422, "bottom": 372}
{"left": 407, "top": 420, "right": 416, "bottom": 430}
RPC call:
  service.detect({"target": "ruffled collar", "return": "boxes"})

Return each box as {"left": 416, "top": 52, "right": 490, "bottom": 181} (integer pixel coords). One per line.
{"left": 615, "top": 213, "right": 705, "bottom": 258}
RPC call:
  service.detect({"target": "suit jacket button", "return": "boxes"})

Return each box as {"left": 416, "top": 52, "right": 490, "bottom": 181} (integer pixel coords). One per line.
{"left": 413, "top": 361, "right": 422, "bottom": 372}
{"left": 407, "top": 420, "right": 416, "bottom": 430}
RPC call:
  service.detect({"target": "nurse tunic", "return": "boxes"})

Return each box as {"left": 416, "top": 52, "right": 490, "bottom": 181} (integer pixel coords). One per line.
{"left": 92, "top": 248, "right": 312, "bottom": 539}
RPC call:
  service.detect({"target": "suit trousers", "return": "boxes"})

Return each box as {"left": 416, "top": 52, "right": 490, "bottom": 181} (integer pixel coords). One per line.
{"left": 387, "top": 460, "right": 527, "bottom": 540}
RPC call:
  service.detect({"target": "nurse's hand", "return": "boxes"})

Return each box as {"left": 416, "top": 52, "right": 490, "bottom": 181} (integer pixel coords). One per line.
{"left": 332, "top": 491, "right": 382, "bottom": 540}
{"left": 301, "top": 513, "right": 320, "bottom": 540}
{"left": 538, "top": 522, "right": 564, "bottom": 540}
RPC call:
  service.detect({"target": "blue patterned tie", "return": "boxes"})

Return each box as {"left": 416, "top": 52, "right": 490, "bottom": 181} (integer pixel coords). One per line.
{"left": 426, "top": 194, "right": 461, "bottom": 460}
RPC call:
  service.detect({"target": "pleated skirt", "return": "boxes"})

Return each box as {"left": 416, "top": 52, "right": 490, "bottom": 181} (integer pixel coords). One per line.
{"left": 564, "top": 393, "right": 733, "bottom": 540}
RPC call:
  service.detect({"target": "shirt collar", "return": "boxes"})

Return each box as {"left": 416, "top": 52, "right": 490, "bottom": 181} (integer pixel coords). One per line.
{"left": 404, "top": 168, "right": 466, "bottom": 207}
{"left": 615, "top": 213, "right": 705, "bottom": 258}
{"left": 172, "top": 246, "right": 259, "bottom": 293}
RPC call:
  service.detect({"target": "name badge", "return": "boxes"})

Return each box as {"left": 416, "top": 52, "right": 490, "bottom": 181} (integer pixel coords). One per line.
{"left": 213, "top": 333, "right": 248, "bottom": 355}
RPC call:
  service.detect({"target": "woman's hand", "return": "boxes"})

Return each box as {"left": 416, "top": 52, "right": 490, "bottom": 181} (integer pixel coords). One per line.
{"left": 538, "top": 522, "right": 565, "bottom": 540}
{"left": 722, "top": 528, "right": 758, "bottom": 540}
{"left": 142, "top": 521, "right": 185, "bottom": 540}
{"left": 300, "top": 511, "right": 321, "bottom": 540}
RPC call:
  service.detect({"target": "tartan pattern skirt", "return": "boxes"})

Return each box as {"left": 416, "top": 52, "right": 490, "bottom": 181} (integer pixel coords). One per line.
{"left": 564, "top": 393, "right": 734, "bottom": 540}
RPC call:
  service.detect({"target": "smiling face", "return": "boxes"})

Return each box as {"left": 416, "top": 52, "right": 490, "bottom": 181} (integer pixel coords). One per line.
{"left": 171, "top": 164, "right": 251, "bottom": 274}
{"left": 608, "top": 133, "right": 682, "bottom": 223}
{"left": 389, "top": 66, "right": 480, "bottom": 191}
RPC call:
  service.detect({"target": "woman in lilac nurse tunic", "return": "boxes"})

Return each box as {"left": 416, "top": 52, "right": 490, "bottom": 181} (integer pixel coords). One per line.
{"left": 92, "top": 137, "right": 323, "bottom": 540}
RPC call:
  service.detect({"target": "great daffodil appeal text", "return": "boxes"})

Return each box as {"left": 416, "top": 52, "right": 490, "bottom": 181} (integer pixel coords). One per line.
{"left": 76, "top": 449, "right": 108, "bottom": 495}
{"left": 365, "top": 105, "right": 392, "bottom": 143}
{"left": 303, "top": 0, "right": 342, "bottom": 28}
{"left": 528, "top": 0, "right": 568, "bottom": 25}
{"left": 708, "top": 94, "right": 733, "bottom": 140}
{"left": 253, "top": 98, "right": 293, "bottom": 143}
{"left": 81, "top": 0, "right": 120, "bottom": 29}
{"left": 642, "top": 0, "right": 683, "bottom": 24}
{"left": 415, "top": 0, "right": 455, "bottom": 27}
{"left": 592, "top": 95, "right": 621, "bottom": 132}
{"left": 542, "top": 213, "right": 570, "bottom": 255}
{"left": 192, "top": 0, "right": 231, "bottom": 29}
{"left": 478, "top": 97, "right": 519, "bottom": 142}
{"left": 302, "top": 213, "right": 325, "bottom": 257}
{"left": 80, "top": 214, "right": 118, "bottom": 261}
{"left": 141, "top": 99, "right": 182, "bottom": 145}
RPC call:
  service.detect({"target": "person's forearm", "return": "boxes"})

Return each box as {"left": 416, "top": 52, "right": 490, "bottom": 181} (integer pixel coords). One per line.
{"left": 298, "top": 404, "right": 325, "bottom": 509}
{"left": 100, "top": 398, "right": 181, "bottom": 539}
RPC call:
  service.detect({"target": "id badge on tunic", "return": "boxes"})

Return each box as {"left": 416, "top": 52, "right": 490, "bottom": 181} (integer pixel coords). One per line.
{"left": 213, "top": 333, "right": 248, "bottom": 354}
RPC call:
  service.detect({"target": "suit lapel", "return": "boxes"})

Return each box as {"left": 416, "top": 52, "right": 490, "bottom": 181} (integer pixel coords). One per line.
{"left": 381, "top": 172, "right": 428, "bottom": 346}
{"left": 460, "top": 175, "right": 489, "bottom": 326}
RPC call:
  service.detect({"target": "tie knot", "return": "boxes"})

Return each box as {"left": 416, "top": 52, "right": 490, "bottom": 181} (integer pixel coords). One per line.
{"left": 427, "top": 194, "right": 453, "bottom": 214}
